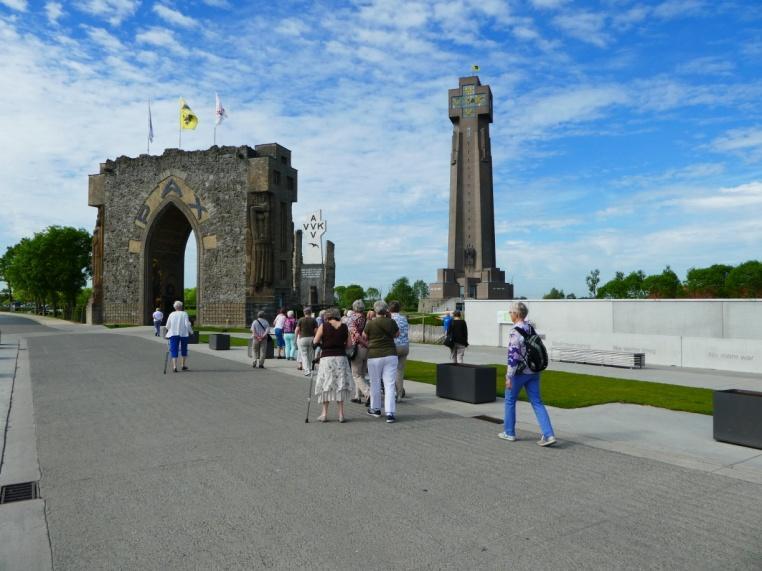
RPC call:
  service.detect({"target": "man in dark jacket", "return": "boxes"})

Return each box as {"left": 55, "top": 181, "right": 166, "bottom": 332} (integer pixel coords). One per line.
{"left": 448, "top": 310, "right": 468, "bottom": 363}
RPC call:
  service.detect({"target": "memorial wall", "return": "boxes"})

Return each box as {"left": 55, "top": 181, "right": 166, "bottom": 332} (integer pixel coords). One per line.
{"left": 464, "top": 299, "right": 762, "bottom": 374}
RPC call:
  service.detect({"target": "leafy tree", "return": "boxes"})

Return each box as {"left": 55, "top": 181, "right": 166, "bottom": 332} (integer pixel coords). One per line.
{"left": 42, "top": 226, "right": 92, "bottom": 318}
{"left": 597, "top": 271, "right": 627, "bottom": 299}
{"left": 5, "top": 236, "right": 48, "bottom": 309}
{"left": 725, "top": 260, "right": 762, "bottom": 297}
{"left": 365, "top": 287, "right": 381, "bottom": 302}
{"left": 333, "top": 285, "right": 346, "bottom": 305}
{"left": 566, "top": 292, "right": 577, "bottom": 299}
{"left": 586, "top": 269, "right": 600, "bottom": 298}
{"left": 642, "top": 266, "right": 682, "bottom": 298}
{"left": 623, "top": 270, "right": 647, "bottom": 298}
{"left": 0, "top": 245, "right": 18, "bottom": 306}
{"left": 542, "top": 287, "right": 565, "bottom": 299}
{"left": 3, "top": 227, "right": 91, "bottom": 318}
{"left": 684, "top": 264, "right": 732, "bottom": 298}
{"left": 412, "top": 280, "right": 429, "bottom": 302}
{"left": 385, "top": 277, "right": 417, "bottom": 310}
{"left": 184, "top": 287, "right": 197, "bottom": 308}
{"left": 338, "top": 284, "right": 365, "bottom": 309}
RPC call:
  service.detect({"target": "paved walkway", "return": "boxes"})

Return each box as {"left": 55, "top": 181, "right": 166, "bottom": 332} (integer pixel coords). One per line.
{"left": 1, "top": 314, "right": 761, "bottom": 569}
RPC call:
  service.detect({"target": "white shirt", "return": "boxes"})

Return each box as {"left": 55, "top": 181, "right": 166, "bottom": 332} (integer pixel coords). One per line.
{"left": 152, "top": 311, "right": 163, "bottom": 321}
{"left": 251, "top": 318, "right": 269, "bottom": 339}
{"left": 165, "top": 310, "right": 193, "bottom": 338}
{"left": 273, "top": 314, "right": 287, "bottom": 329}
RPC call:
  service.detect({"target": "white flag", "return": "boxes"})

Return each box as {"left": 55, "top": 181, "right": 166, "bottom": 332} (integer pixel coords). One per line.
{"left": 148, "top": 100, "right": 154, "bottom": 143}
{"left": 215, "top": 92, "right": 227, "bottom": 125}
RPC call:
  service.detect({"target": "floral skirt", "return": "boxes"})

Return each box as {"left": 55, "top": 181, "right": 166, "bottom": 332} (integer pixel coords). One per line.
{"left": 314, "top": 356, "right": 354, "bottom": 403}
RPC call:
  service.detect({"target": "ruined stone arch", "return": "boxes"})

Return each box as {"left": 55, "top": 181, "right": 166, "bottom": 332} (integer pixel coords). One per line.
{"left": 87, "top": 145, "right": 302, "bottom": 327}
{"left": 139, "top": 192, "right": 204, "bottom": 325}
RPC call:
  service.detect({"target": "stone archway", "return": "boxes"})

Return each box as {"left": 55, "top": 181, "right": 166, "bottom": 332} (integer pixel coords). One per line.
{"left": 87, "top": 145, "right": 303, "bottom": 327}
{"left": 142, "top": 200, "right": 200, "bottom": 325}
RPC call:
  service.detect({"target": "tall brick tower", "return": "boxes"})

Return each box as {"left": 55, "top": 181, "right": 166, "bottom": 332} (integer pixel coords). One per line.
{"left": 428, "top": 76, "right": 513, "bottom": 303}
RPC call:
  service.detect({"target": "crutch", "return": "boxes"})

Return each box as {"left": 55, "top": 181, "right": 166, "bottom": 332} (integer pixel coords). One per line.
{"left": 304, "top": 356, "right": 318, "bottom": 423}
{"left": 163, "top": 345, "right": 170, "bottom": 375}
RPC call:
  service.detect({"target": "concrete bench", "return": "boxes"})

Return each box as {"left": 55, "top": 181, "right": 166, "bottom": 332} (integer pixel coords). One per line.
{"left": 550, "top": 346, "right": 645, "bottom": 369}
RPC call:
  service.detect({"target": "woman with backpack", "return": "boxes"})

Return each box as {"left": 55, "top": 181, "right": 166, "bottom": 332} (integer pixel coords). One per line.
{"left": 498, "top": 301, "right": 557, "bottom": 447}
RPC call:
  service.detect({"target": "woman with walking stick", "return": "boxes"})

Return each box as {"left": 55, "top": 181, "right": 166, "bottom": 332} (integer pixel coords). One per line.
{"left": 311, "top": 307, "right": 354, "bottom": 422}
{"left": 165, "top": 300, "right": 193, "bottom": 373}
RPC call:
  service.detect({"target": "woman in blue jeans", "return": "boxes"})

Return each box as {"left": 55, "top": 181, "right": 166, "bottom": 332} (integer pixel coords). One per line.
{"left": 498, "top": 301, "right": 556, "bottom": 447}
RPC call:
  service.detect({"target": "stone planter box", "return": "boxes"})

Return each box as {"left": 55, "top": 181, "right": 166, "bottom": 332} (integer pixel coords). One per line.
{"left": 713, "top": 389, "right": 762, "bottom": 449}
{"left": 436, "top": 363, "right": 496, "bottom": 404}
{"left": 208, "top": 333, "right": 230, "bottom": 351}
{"left": 187, "top": 331, "right": 199, "bottom": 344}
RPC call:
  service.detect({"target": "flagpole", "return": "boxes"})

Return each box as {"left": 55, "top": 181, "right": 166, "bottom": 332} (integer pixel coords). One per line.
{"left": 147, "top": 99, "right": 151, "bottom": 155}
{"left": 214, "top": 125, "right": 217, "bottom": 146}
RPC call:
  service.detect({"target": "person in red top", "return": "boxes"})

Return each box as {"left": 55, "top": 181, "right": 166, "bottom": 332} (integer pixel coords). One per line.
{"left": 312, "top": 307, "right": 354, "bottom": 422}
{"left": 347, "top": 299, "right": 370, "bottom": 404}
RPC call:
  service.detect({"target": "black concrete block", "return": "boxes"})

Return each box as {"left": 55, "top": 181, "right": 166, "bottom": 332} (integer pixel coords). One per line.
{"left": 714, "top": 389, "right": 762, "bottom": 449}
{"left": 209, "top": 333, "right": 230, "bottom": 351}
{"left": 436, "top": 363, "right": 496, "bottom": 404}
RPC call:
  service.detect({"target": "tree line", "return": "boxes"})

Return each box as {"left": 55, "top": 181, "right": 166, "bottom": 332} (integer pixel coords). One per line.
{"left": 558, "top": 262, "right": 762, "bottom": 300}
{"left": 334, "top": 277, "right": 429, "bottom": 311}
{"left": 0, "top": 226, "right": 92, "bottom": 319}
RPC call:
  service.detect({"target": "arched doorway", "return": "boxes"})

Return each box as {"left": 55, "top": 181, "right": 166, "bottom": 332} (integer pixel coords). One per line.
{"left": 143, "top": 201, "right": 200, "bottom": 325}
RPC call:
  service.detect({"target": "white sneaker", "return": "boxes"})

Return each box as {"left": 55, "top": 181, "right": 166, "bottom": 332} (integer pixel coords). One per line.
{"left": 537, "top": 435, "right": 557, "bottom": 447}
{"left": 497, "top": 432, "right": 516, "bottom": 442}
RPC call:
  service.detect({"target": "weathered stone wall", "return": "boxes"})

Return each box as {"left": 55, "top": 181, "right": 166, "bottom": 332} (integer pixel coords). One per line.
{"left": 89, "top": 145, "right": 299, "bottom": 327}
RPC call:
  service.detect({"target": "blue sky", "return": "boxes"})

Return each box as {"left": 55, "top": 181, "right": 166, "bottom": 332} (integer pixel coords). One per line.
{"left": 1, "top": 0, "right": 762, "bottom": 298}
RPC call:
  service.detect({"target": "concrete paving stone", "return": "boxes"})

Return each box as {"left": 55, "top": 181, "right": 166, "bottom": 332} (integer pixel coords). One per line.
{"left": 22, "top": 331, "right": 762, "bottom": 569}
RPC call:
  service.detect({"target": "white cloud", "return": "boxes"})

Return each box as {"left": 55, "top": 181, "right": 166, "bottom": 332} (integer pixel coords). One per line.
{"left": 652, "top": 0, "right": 706, "bottom": 20}
{"left": 616, "top": 163, "right": 726, "bottom": 188}
{"left": 83, "top": 26, "right": 124, "bottom": 51}
{"left": 510, "top": 85, "right": 629, "bottom": 137}
{"left": 529, "top": 0, "right": 567, "bottom": 10}
{"left": 677, "top": 56, "right": 734, "bottom": 76}
{"left": 74, "top": 0, "right": 140, "bottom": 26}
{"left": 358, "top": 0, "right": 429, "bottom": 29}
{"left": 552, "top": 11, "right": 610, "bottom": 47}
{"left": 153, "top": 4, "right": 198, "bottom": 29}
{"left": 0, "top": 0, "right": 27, "bottom": 11}
{"left": 711, "top": 127, "right": 762, "bottom": 160}
{"left": 201, "top": 0, "right": 229, "bottom": 7}
{"left": 612, "top": 5, "right": 649, "bottom": 29}
{"left": 45, "top": 1, "right": 63, "bottom": 23}
{"left": 675, "top": 181, "right": 762, "bottom": 209}
{"left": 276, "top": 18, "right": 308, "bottom": 38}
{"left": 135, "top": 26, "right": 183, "bottom": 54}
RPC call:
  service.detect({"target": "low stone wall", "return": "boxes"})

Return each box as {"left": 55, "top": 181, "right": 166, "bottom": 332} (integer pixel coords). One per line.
{"left": 407, "top": 324, "right": 446, "bottom": 344}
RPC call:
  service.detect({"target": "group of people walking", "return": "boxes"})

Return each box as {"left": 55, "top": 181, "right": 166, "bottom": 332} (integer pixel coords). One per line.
{"left": 157, "top": 298, "right": 556, "bottom": 446}
{"left": 260, "top": 301, "right": 410, "bottom": 424}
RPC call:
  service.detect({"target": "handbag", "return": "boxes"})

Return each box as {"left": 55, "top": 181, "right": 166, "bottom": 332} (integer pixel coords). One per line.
{"left": 443, "top": 333, "right": 455, "bottom": 348}
{"left": 346, "top": 343, "right": 358, "bottom": 360}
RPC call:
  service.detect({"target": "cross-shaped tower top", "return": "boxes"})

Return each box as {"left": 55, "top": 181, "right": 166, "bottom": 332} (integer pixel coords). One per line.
{"left": 449, "top": 76, "right": 492, "bottom": 123}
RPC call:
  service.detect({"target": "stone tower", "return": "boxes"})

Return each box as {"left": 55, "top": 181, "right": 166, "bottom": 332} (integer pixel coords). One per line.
{"left": 88, "top": 144, "right": 301, "bottom": 327}
{"left": 428, "top": 76, "right": 512, "bottom": 302}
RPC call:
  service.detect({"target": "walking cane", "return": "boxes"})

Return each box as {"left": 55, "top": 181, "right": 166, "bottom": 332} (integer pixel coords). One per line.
{"left": 304, "top": 357, "right": 318, "bottom": 423}
{"left": 163, "top": 343, "right": 170, "bottom": 375}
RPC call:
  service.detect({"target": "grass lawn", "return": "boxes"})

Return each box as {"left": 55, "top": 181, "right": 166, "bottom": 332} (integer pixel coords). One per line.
{"left": 198, "top": 333, "right": 250, "bottom": 347}
{"left": 403, "top": 360, "right": 713, "bottom": 415}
